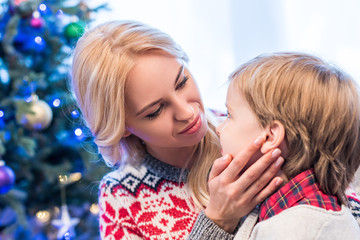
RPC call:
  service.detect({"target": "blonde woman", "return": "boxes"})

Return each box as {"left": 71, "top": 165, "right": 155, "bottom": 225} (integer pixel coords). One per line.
{"left": 70, "top": 20, "right": 284, "bottom": 239}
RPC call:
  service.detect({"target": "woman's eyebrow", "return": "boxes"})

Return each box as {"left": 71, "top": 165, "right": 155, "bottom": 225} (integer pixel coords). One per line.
{"left": 174, "top": 65, "right": 184, "bottom": 86}
{"left": 135, "top": 65, "right": 184, "bottom": 117}
{"left": 136, "top": 98, "right": 163, "bottom": 117}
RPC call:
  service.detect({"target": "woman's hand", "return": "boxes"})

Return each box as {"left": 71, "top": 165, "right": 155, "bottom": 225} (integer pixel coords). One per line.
{"left": 204, "top": 136, "right": 284, "bottom": 233}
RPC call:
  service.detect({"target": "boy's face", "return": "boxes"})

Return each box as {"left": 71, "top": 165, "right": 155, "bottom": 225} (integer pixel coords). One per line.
{"left": 217, "top": 81, "right": 264, "bottom": 168}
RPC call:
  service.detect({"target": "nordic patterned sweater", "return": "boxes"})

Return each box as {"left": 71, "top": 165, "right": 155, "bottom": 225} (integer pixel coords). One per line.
{"left": 98, "top": 154, "right": 234, "bottom": 240}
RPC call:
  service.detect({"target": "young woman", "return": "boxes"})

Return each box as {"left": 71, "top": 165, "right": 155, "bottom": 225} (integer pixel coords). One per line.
{"left": 70, "top": 20, "right": 283, "bottom": 239}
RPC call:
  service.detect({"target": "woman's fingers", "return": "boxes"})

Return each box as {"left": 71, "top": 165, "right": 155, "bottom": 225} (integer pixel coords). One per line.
{"left": 222, "top": 136, "right": 266, "bottom": 181}
{"left": 240, "top": 156, "right": 284, "bottom": 203}
{"left": 235, "top": 148, "right": 282, "bottom": 190}
{"left": 208, "top": 154, "right": 232, "bottom": 181}
{"left": 253, "top": 176, "right": 283, "bottom": 204}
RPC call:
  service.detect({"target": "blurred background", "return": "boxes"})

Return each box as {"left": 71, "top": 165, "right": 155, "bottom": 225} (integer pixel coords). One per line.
{"left": 0, "top": 0, "right": 359, "bottom": 239}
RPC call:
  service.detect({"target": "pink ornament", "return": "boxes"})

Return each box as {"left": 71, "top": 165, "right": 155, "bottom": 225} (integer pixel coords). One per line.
{"left": 15, "top": 0, "right": 27, "bottom": 6}
{"left": 31, "top": 18, "right": 43, "bottom": 28}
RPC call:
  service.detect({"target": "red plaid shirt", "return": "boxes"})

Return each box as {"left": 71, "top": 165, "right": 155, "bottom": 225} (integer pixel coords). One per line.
{"left": 259, "top": 169, "right": 341, "bottom": 222}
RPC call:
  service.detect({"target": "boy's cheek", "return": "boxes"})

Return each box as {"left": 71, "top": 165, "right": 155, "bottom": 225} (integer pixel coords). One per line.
{"left": 220, "top": 141, "right": 238, "bottom": 158}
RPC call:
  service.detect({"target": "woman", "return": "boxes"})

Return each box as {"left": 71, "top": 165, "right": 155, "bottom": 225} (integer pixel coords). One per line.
{"left": 70, "top": 20, "right": 283, "bottom": 239}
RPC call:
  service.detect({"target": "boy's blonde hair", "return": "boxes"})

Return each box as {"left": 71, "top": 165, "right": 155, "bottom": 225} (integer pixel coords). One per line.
{"left": 71, "top": 20, "right": 220, "bottom": 208}
{"left": 230, "top": 52, "right": 360, "bottom": 204}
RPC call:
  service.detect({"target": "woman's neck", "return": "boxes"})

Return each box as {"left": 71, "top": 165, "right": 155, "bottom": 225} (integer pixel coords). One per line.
{"left": 145, "top": 145, "right": 196, "bottom": 169}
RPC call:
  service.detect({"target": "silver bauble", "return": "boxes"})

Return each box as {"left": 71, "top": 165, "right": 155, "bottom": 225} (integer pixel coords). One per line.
{"left": 20, "top": 97, "right": 53, "bottom": 130}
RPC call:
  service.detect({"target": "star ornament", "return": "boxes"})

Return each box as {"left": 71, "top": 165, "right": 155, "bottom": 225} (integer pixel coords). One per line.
{"left": 52, "top": 205, "right": 80, "bottom": 239}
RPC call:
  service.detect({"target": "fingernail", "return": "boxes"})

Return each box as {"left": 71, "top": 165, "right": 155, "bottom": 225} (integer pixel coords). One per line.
{"left": 254, "top": 136, "right": 263, "bottom": 146}
{"left": 272, "top": 148, "right": 281, "bottom": 158}
{"left": 275, "top": 157, "right": 284, "bottom": 167}
{"left": 222, "top": 154, "right": 229, "bottom": 161}
{"left": 275, "top": 178, "right": 283, "bottom": 186}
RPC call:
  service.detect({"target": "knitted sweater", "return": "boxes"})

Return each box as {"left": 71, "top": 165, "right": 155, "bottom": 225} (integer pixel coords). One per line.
{"left": 98, "top": 154, "right": 360, "bottom": 239}
{"left": 98, "top": 154, "right": 233, "bottom": 240}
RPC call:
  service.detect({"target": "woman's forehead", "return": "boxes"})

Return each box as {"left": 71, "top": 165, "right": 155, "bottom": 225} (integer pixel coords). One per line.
{"left": 125, "top": 54, "right": 184, "bottom": 110}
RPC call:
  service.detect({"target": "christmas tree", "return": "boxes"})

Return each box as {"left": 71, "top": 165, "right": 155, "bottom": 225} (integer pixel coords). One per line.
{"left": 0, "top": 0, "right": 109, "bottom": 239}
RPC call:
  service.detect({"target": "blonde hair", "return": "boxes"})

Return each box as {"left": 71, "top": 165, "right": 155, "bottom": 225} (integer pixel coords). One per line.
{"left": 230, "top": 52, "right": 360, "bottom": 204}
{"left": 71, "top": 20, "right": 220, "bottom": 208}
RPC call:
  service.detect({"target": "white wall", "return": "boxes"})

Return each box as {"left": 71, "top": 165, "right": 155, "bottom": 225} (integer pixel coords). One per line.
{"left": 90, "top": 0, "right": 360, "bottom": 112}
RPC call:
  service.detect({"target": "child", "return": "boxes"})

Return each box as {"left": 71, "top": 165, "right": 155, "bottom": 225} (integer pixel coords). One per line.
{"left": 215, "top": 52, "right": 360, "bottom": 239}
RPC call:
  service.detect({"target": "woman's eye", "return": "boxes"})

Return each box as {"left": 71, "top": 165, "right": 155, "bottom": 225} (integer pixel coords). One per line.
{"left": 146, "top": 105, "right": 163, "bottom": 120}
{"left": 175, "top": 75, "right": 189, "bottom": 90}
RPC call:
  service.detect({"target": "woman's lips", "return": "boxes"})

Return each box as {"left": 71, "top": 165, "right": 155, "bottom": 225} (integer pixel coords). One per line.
{"left": 179, "top": 114, "right": 202, "bottom": 134}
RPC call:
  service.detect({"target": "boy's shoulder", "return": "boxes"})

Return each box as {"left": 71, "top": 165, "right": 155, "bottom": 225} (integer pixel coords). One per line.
{"left": 251, "top": 205, "right": 360, "bottom": 240}
{"left": 259, "top": 169, "right": 340, "bottom": 221}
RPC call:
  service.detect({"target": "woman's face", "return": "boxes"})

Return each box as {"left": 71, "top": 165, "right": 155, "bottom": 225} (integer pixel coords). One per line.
{"left": 125, "top": 52, "right": 207, "bottom": 157}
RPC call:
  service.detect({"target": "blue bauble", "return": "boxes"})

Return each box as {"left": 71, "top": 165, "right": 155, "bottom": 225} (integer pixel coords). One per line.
{"left": 0, "top": 165, "right": 15, "bottom": 194}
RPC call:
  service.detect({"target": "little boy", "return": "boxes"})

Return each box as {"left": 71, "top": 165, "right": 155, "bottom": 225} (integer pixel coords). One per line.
{"left": 216, "top": 52, "right": 360, "bottom": 239}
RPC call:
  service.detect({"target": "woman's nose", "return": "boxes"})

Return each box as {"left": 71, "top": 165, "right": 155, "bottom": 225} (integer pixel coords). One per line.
{"left": 173, "top": 99, "right": 194, "bottom": 121}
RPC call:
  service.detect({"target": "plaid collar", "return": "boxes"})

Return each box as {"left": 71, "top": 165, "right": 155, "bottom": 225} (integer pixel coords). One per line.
{"left": 259, "top": 169, "right": 341, "bottom": 222}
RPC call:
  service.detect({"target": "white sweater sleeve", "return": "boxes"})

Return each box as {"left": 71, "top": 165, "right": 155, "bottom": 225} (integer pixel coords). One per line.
{"left": 248, "top": 205, "right": 360, "bottom": 240}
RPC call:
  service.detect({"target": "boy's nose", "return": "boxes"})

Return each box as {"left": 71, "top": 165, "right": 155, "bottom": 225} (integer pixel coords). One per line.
{"left": 216, "top": 123, "right": 222, "bottom": 136}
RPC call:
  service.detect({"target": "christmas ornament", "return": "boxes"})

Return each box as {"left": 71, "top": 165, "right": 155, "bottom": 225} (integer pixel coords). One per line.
{"left": 30, "top": 17, "right": 43, "bottom": 28}
{"left": 52, "top": 205, "right": 79, "bottom": 239}
{"left": 14, "top": 0, "right": 28, "bottom": 6}
{"left": 64, "top": 21, "right": 85, "bottom": 39}
{"left": 19, "top": 94, "right": 53, "bottom": 130}
{"left": 0, "top": 160, "right": 15, "bottom": 194}
{"left": 52, "top": 175, "right": 80, "bottom": 239}
{"left": 38, "top": 3, "right": 52, "bottom": 16}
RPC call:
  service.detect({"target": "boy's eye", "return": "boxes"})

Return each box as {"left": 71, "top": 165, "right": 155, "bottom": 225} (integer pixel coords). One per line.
{"left": 175, "top": 75, "right": 189, "bottom": 90}
{"left": 226, "top": 110, "right": 230, "bottom": 118}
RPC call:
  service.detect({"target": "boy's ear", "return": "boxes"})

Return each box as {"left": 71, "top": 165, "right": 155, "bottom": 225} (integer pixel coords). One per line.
{"left": 260, "top": 120, "right": 285, "bottom": 154}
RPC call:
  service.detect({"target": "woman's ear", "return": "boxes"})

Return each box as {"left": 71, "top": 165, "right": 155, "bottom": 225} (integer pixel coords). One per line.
{"left": 123, "top": 127, "right": 132, "bottom": 137}
{"left": 261, "top": 120, "right": 285, "bottom": 154}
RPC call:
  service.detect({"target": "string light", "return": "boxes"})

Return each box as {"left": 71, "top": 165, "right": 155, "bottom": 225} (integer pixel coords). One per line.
{"left": 34, "top": 36, "right": 43, "bottom": 44}
{"left": 64, "top": 232, "right": 71, "bottom": 240}
{"left": 32, "top": 11, "right": 40, "bottom": 18}
{"left": 0, "top": 110, "right": 4, "bottom": 118}
{"left": 74, "top": 128, "right": 82, "bottom": 137}
{"left": 71, "top": 110, "right": 79, "bottom": 118}
{"left": 89, "top": 203, "right": 99, "bottom": 215}
{"left": 53, "top": 98, "right": 61, "bottom": 107}
{"left": 68, "top": 172, "right": 82, "bottom": 183}
{"left": 0, "top": 68, "right": 9, "bottom": 84}
{"left": 58, "top": 173, "right": 82, "bottom": 185}
{"left": 36, "top": 210, "right": 51, "bottom": 223}
{"left": 58, "top": 175, "right": 68, "bottom": 184}
{"left": 39, "top": 3, "right": 47, "bottom": 12}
